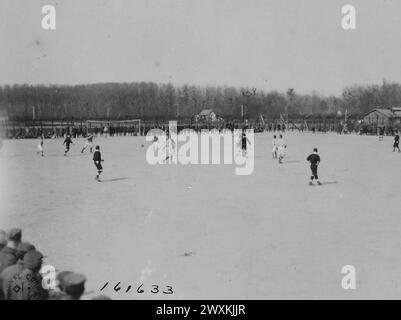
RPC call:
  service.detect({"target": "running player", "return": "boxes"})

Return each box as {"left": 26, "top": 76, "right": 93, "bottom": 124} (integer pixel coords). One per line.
{"left": 164, "top": 131, "right": 176, "bottom": 163}
{"left": 393, "top": 132, "right": 400, "bottom": 152}
{"left": 306, "top": 148, "right": 321, "bottom": 185}
{"left": 36, "top": 134, "right": 44, "bottom": 157}
{"left": 81, "top": 134, "right": 94, "bottom": 154}
{"left": 63, "top": 134, "right": 73, "bottom": 156}
{"left": 241, "top": 129, "right": 252, "bottom": 156}
{"left": 93, "top": 145, "right": 104, "bottom": 181}
{"left": 272, "top": 135, "right": 277, "bottom": 158}
{"left": 276, "top": 134, "right": 286, "bottom": 164}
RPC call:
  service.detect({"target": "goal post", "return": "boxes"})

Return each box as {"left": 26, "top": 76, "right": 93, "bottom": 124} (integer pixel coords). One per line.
{"left": 86, "top": 119, "right": 141, "bottom": 136}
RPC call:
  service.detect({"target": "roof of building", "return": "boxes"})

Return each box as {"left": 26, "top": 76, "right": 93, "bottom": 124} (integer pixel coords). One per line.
{"left": 198, "top": 109, "right": 215, "bottom": 116}
{"left": 364, "top": 108, "right": 395, "bottom": 118}
{"left": 392, "top": 107, "right": 401, "bottom": 117}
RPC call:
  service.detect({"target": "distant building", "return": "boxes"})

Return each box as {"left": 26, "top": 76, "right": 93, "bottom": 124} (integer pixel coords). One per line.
{"left": 363, "top": 107, "right": 401, "bottom": 127}
{"left": 196, "top": 109, "right": 217, "bottom": 122}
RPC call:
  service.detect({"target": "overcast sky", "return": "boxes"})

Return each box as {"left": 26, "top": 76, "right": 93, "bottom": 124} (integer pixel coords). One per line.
{"left": 0, "top": 0, "right": 400, "bottom": 95}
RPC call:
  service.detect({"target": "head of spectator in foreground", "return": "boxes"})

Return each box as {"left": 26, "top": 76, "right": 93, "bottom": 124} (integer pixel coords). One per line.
{"left": 63, "top": 273, "right": 87, "bottom": 300}
{"left": 95, "top": 145, "right": 100, "bottom": 150}
{"left": 17, "top": 242, "right": 36, "bottom": 260}
{"left": 56, "top": 271, "right": 73, "bottom": 292}
{"left": 0, "top": 230, "right": 6, "bottom": 250}
{"left": 23, "top": 250, "right": 44, "bottom": 273}
{"left": 6, "top": 228, "right": 22, "bottom": 249}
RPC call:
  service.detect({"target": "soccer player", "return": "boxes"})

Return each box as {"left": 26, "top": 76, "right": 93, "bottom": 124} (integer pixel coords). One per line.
{"left": 276, "top": 134, "right": 286, "bottom": 164}
{"left": 36, "top": 134, "right": 44, "bottom": 157}
{"left": 241, "top": 129, "right": 252, "bottom": 156}
{"left": 63, "top": 134, "right": 73, "bottom": 156}
{"left": 307, "top": 148, "right": 321, "bottom": 185}
{"left": 93, "top": 145, "right": 104, "bottom": 181}
{"left": 152, "top": 135, "right": 159, "bottom": 153}
{"left": 393, "top": 132, "right": 400, "bottom": 152}
{"left": 272, "top": 135, "right": 277, "bottom": 158}
{"left": 81, "top": 134, "right": 94, "bottom": 154}
{"left": 164, "top": 131, "right": 176, "bottom": 163}
{"left": 378, "top": 127, "right": 384, "bottom": 141}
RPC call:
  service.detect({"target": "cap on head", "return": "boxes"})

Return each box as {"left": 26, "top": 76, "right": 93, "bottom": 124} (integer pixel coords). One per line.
{"left": 56, "top": 271, "right": 74, "bottom": 290}
{"left": 17, "top": 242, "right": 36, "bottom": 254}
{"left": 63, "top": 273, "right": 87, "bottom": 298}
{"left": 63, "top": 273, "right": 87, "bottom": 288}
{"left": 313, "top": 148, "right": 318, "bottom": 152}
{"left": 23, "top": 250, "right": 44, "bottom": 270}
{"left": 6, "top": 228, "right": 22, "bottom": 242}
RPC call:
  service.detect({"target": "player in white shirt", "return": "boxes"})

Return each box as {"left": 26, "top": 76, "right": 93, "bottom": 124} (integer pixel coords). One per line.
{"left": 81, "top": 134, "right": 94, "bottom": 154}
{"left": 272, "top": 135, "right": 278, "bottom": 158}
{"left": 164, "top": 131, "right": 176, "bottom": 163}
{"left": 276, "top": 134, "right": 287, "bottom": 164}
{"left": 36, "top": 134, "right": 44, "bottom": 157}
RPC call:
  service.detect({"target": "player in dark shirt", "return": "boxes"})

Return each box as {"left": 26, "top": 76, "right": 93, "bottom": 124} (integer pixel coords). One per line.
{"left": 379, "top": 127, "right": 384, "bottom": 141}
{"left": 241, "top": 129, "right": 251, "bottom": 155}
{"left": 393, "top": 133, "right": 400, "bottom": 152}
{"left": 306, "top": 148, "right": 321, "bottom": 185}
{"left": 93, "top": 145, "right": 104, "bottom": 181}
{"left": 63, "top": 135, "right": 73, "bottom": 156}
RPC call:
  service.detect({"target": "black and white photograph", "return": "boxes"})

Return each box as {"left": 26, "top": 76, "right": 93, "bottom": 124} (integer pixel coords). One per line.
{"left": 0, "top": 0, "right": 401, "bottom": 306}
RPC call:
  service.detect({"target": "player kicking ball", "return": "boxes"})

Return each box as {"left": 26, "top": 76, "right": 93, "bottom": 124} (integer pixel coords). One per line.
{"left": 81, "top": 134, "right": 94, "bottom": 154}
{"left": 93, "top": 145, "right": 104, "bottom": 181}
{"left": 307, "top": 148, "right": 321, "bottom": 185}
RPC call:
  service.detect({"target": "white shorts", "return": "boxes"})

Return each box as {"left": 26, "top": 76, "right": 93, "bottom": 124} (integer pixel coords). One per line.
{"left": 277, "top": 147, "right": 286, "bottom": 158}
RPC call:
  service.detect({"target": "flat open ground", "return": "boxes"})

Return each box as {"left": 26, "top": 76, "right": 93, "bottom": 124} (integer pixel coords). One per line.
{"left": 0, "top": 132, "right": 400, "bottom": 299}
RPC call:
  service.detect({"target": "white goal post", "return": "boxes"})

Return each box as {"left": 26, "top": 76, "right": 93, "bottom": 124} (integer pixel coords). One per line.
{"left": 86, "top": 119, "right": 141, "bottom": 135}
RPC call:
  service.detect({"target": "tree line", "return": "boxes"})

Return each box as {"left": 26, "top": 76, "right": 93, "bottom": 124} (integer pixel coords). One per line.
{"left": 1, "top": 81, "right": 401, "bottom": 121}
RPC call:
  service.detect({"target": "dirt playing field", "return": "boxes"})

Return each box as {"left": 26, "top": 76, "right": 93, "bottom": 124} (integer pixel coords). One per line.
{"left": 1, "top": 132, "right": 401, "bottom": 299}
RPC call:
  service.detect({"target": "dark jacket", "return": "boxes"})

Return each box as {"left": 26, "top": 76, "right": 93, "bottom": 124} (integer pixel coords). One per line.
{"left": 0, "top": 247, "right": 18, "bottom": 274}
{"left": 0, "top": 261, "right": 24, "bottom": 300}
{"left": 4, "top": 268, "right": 48, "bottom": 300}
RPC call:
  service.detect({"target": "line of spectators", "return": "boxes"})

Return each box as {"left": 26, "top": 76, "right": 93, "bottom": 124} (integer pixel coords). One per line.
{"left": 0, "top": 228, "right": 110, "bottom": 300}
